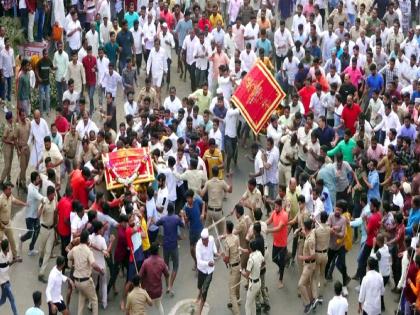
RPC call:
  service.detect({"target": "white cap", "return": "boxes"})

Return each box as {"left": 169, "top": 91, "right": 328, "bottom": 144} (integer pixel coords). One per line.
{"left": 216, "top": 88, "right": 223, "bottom": 94}
{"left": 201, "top": 228, "right": 209, "bottom": 239}
{"left": 162, "top": 22, "right": 168, "bottom": 28}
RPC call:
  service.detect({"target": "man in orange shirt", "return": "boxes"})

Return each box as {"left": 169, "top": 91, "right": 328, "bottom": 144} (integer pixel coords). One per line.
{"left": 266, "top": 199, "right": 289, "bottom": 288}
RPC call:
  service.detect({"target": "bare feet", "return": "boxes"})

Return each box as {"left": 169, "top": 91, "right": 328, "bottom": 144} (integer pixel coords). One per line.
{"left": 278, "top": 280, "right": 284, "bottom": 289}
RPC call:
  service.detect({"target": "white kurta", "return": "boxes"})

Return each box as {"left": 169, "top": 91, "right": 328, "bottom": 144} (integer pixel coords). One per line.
{"left": 28, "top": 119, "right": 51, "bottom": 168}
{"left": 52, "top": 0, "right": 66, "bottom": 28}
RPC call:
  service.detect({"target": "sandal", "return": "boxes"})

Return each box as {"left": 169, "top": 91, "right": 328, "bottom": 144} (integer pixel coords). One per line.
{"left": 13, "top": 256, "right": 23, "bottom": 263}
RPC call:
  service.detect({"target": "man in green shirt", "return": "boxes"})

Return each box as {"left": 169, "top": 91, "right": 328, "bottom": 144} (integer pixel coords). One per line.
{"left": 18, "top": 59, "right": 31, "bottom": 115}
{"left": 35, "top": 48, "right": 53, "bottom": 114}
{"left": 326, "top": 129, "right": 356, "bottom": 163}
{"left": 104, "top": 31, "right": 119, "bottom": 67}
{"left": 188, "top": 82, "right": 212, "bottom": 114}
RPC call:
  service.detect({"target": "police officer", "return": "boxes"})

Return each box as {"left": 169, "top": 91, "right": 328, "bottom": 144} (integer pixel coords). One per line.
{"left": 223, "top": 220, "right": 241, "bottom": 315}
{"left": 298, "top": 218, "right": 317, "bottom": 314}
{"left": 37, "top": 186, "right": 57, "bottom": 283}
{"left": 233, "top": 204, "right": 252, "bottom": 270}
{"left": 0, "top": 112, "right": 15, "bottom": 187}
{"left": 0, "top": 182, "right": 26, "bottom": 262}
{"left": 15, "top": 110, "right": 31, "bottom": 191}
{"left": 241, "top": 240, "right": 264, "bottom": 315}
{"left": 314, "top": 211, "right": 331, "bottom": 304}
{"left": 67, "top": 229, "right": 104, "bottom": 315}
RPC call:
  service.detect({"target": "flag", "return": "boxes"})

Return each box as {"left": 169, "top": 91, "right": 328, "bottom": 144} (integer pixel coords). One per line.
{"left": 232, "top": 60, "right": 286, "bottom": 134}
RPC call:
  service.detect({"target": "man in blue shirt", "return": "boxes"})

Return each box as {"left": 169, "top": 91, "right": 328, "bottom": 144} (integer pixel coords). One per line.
{"left": 367, "top": 160, "right": 380, "bottom": 202}
{"left": 182, "top": 189, "right": 204, "bottom": 270}
{"left": 255, "top": 29, "right": 272, "bottom": 57}
{"left": 124, "top": 2, "right": 139, "bottom": 29}
{"left": 156, "top": 203, "right": 185, "bottom": 296}
{"left": 366, "top": 64, "right": 384, "bottom": 99}
{"left": 406, "top": 196, "right": 420, "bottom": 236}
{"left": 398, "top": 115, "right": 417, "bottom": 143}
{"left": 116, "top": 20, "right": 134, "bottom": 73}
{"left": 175, "top": 11, "right": 193, "bottom": 77}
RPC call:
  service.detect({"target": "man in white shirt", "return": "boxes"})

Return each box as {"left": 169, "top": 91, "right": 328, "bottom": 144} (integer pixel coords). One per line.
{"left": 281, "top": 50, "right": 299, "bottom": 89}
{"left": 224, "top": 105, "right": 240, "bottom": 175}
{"left": 244, "top": 16, "right": 259, "bottom": 50}
{"left": 53, "top": 42, "right": 69, "bottom": 106}
{"left": 46, "top": 256, "right": 74, "bottom": 315}
{"left": 239, "top": 42, "right": 257, "bottom": 72}
{"left": 327, "top": 281, "right": 348, "bottom": 315}
{"left": 274, "top": 20, "right": 294, "bottom": 71}
{"left": 131, "top": 19, "right": 143, "bottom": 76}
{"left": 99, "top": 16, "right": 112, "bottom": 46}
{"left": 195, "top": 228, "right": 219, "bottom": 315}
{"left": 159, "top": 23, "right": 175, "bottom": 89}
{"left": 262, "top": 137, "right": 279, "bottom": 212}
{"left": 250, "top": 143, "right": 266, "bottom": 189}
{"left": 358, "top": 257, "right": 384, "bottom": 315}
{"left": 156, "top": 173, "right": 169, "bottom": 218}
{"left": 101, "top": 63, "right": 122, "bottom": 99}
{"left": 62, "top": 79, "right": 80, "bottom": 113}
{"left": 65, "top": 11, "right": 82, "bottom": 52}
{"left": 182, "top": 30, "right": 199, "bottom": 91}
{"left": 291, "top": 4, "right": 307, "bottom": 35}
{"left": 146, "top": 38, "right": 168, "bottom": 103}
{"left": 163, "top": 86, "right": 182, "bottom": 116}
{"left": 96, "top": 48, "right": 110, "bottom": 107}
{"left": 85, "top": 23, "right": 99, "bottom": 56}
{"left": 0, "top": 38, "right": 15, "bottom": 102}
{"left": 373, "top": 104, "right": 401, "bottom": 137}
{"left": 309, "top": 84, "right": 326, "bottom": 120}
{"left": 194, "top": 32, "right": 211, "bottom": 88}
{"left": 124, "top": 91, "right": 138, "bottom": 117}
{"left": 266, "top": 116, "right": 282, "bottom": 147}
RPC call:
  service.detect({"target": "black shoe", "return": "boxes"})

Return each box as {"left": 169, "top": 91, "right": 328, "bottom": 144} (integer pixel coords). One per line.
{"left": 227, "top": 303, "right": 232, "bottom": 308}
{"left": 263, "top": 304, "right": 271, "bottom": 312}
{"left": 310, "top": 299, "right": 317, "bottom": 311}
{"left": 344, "top": 275, "right": 351, "bottom": 286}
{"left": 39, "top": 258, "right": 43, "bottom": 268}
{"left": 304, "top": 304, "right": 312, "bottom": 314}
{"left": 351, "top": 274, "right": 360, "bottom": 281}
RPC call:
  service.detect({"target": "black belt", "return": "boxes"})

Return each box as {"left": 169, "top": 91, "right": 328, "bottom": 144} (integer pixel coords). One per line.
{"left": 316, "top": 249, "right": 328, "bottom": 253}
{"left": 298, "top": 236, "right": 305, "bottom": 240}
{"left": 208, "top": 207, "right": 222, "bottom": 212}
{"left": 73, "top": 276, "right": 90, "bottom": 282}
{"left": 41, "top": 224, "right": 54, "bottom": 230}
{"left": 249, "top": 278, "right": 259, "bottom": 283}
{"left": 304, "top": 259, "right": 316, "bottom": 264}
{"left": 230, "top": 262, "right": 240, "bottom": 267}
{"left": 280, "top": 160, "right": 291, "bottom": 166}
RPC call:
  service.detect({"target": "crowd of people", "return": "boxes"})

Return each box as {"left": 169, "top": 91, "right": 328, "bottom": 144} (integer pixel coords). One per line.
{"left": 0, "top": 0, "right": 420, "bottom": 314}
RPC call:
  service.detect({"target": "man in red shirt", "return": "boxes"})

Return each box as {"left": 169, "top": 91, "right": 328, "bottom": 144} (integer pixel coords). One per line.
{"left": 298, "top": 78, "right": 316, "bottom": 114}
{"left": 90, "top": 191, "right": 123, "bottom": 213}
{"left": 56, "top": 186, "right": 73, "bottom": 270}
{"left": 160, "top": 3, "right": 175, "bottom": 31}
{"left": 355, "top": 198, "right": 382, "bottom": 282}
{"left": 266, "top": 199, "right": 289, "bottom": 288}
{"left": 70, "top": 167, "right": 94, "bottom": 209}
{"left": 54, "top": 107, "right": 70, "bottom": 136}
{"left": 197, "top": 11, "right": 212, "bottom": 32}
{"left": 82, "top": 46, "right": 97, "bottom": 115}
{"left": 139, "top": 244, "right": 169, "bottom": 314}
{"left": 341, "top": 94, "right": 362, "bottom": 135}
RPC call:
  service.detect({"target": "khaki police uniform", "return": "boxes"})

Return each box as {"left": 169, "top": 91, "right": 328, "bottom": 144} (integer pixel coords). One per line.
{"left": 1, "top": 122, "right": 15, "bottom": 183}
{"left": 38, "top": 197, "right": 57, "bottom": 277}
{"left": 15, "top": 118, "right": 31, "bottom": 186}
{"left": 245, "top": 250, "right": 264, "bottom": 315}
{"left": 225, "top": 233, "right": 241, "bottom": 315}
{"left": 296, "top": 209, "right": 309, "bottom": 277}
{"left": 314, "top": 223, "right": 331, "bottom": 297}
{"left": 67, "top": 243, "right": 99, "bottom": 315}
{"left": 63, "top": 131, "right": 79, "bottom": 167}
{"left": 235, "top": 215, "right": 251, "bottom": 269}
{"left": 203, "top": 177, "right": 230, "bottom": 236}
{"left": 0, "top": 193, "right": 18, "bottom": 258}
{"left": 298, "top": 229, "right": 317, "bottom": 306}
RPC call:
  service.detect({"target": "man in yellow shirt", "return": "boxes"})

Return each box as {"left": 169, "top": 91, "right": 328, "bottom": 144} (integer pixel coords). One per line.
{"left": 209, "top": 4, "right": 224, "bottom": 28}
{"left": 202, "top": 138, "right": 224, "bottom": 179}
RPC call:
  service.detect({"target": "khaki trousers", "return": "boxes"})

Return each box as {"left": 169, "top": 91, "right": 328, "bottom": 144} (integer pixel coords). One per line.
{"left": 205, "top": 209, "right": 224, "bottom": 236}
{"left": 314, "top": 252, "right": 328, "bottom": 297}
{"left": 0, "top": 222, "right": 17, "bottom": 257}
{"left": 18, "top": 146, "right": 30, "bottom": 185}
{"left": 297, "top": 239, "right": 304, "bottom": 277}
{"left": 152, "top": 296, "right": 164, "bottom": 315}
{"left": 298, "top": 263, "right": 316, "bottom": 306}
{"left": 228, "top": 265, "right": 241, "bottom": 315}
{"left": 245, "top": 280, "right": 261, "bottom": 315}
{"left": 278, "top": 162, "right": 292, "bottom": 186}
{"left": 38, "top": 226, "right": 55, "bottom": 276}
{"left": 75, "top": 278, "right": 98, "bottom": 315}
{"left": 0, "top": 144, "right": 13, "bottom": 183}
